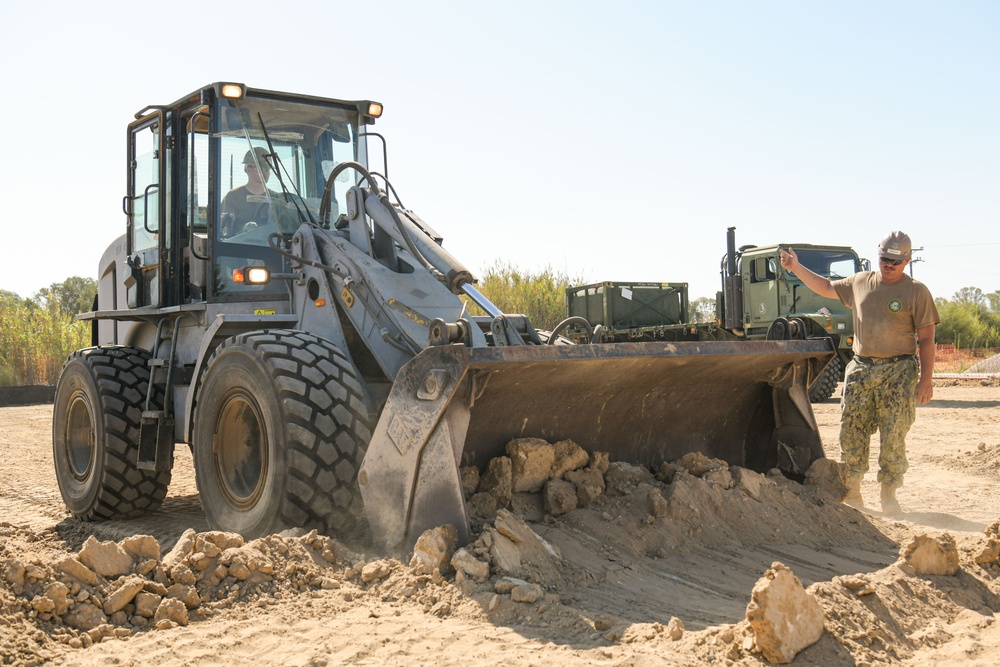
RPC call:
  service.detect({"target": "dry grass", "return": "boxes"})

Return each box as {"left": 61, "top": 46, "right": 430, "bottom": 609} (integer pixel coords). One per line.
{"left": 0, "top": 302, "right": 90, "bottom": 386}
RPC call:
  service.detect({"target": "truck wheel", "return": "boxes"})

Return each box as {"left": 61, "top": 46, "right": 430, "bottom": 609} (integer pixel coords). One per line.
{"left": 808, "top": 356, "right": 843, "bottom": 403}
{"left": 192, "top": 330, "right": 372, "bottom": 540}
{"left": 52, "top": 347, "right": 171, "bottom": 519}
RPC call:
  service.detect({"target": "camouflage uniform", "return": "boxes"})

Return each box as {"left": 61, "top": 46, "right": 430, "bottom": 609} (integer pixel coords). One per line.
{"left": 840, "top": 355, "right": 919, "bottom": 488}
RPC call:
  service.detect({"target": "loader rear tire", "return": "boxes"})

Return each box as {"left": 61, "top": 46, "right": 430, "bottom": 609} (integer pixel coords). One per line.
{"left": 52, "top": 347, "right": 171, "bottom": 520}
{"left": 192, "top": 330, "right": 373, "bottom": 540}
{"left": 808, "top": 356, "right": 843, "bottom": 403}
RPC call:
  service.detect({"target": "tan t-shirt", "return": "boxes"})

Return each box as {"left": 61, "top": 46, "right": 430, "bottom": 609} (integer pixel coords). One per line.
{"left": 832, "top": 272, "right": 939, "bottom": 358}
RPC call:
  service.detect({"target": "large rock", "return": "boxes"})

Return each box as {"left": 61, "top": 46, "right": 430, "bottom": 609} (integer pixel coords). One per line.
{"left": 746, "top": 562, "right": 824, "bottom": 664}
{"left": 543, "top": 478, "right": 578, "bottom": 516}
{"left": 55, "top": 556, "right": 99, "bottom": 586}
{"left": 162, "top": 529, "right": 198, "bottom": 569}
{"left": 121, "top": 535, "right": 161, "bottom": 562}
{"left": 902, "top": 533, "right": 960, "bottom": 575}
{"left": 564, "top": 468, "right": 606, "bottom": 506}
{"left": 409, "top": 524, "right": 459, "bottom": 575}
{"left": 78, "top": 536, "right": 133, "bottom": 578}
{"left": 480, "top": 456, "right": 513, "bottom": 509}
{"left": 551, "top": 439, "right": 590, "bottom": 478}
{"left": 104, "top": 576, "right": 147, "bottom": 615}
{"left": 507, "top": 438, "right": 555, "bottom": 493}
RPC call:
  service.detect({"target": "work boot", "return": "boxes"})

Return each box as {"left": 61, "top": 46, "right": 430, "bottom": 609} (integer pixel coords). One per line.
{"left": 880, "top": 484, "right": 902, "bottom": 515}
{"left": 843, "top": 479, "right": 864, "bottom": 509}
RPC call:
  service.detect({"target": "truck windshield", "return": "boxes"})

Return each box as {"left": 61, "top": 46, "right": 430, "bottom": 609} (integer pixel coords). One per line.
{"left": 794, "top": 249, "right": 859, "bottom": 280}
{"left": 208, "top": 94, "right": 366, "bottom": 296}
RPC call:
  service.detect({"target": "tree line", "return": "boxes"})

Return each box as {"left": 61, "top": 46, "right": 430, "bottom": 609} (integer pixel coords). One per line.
{"left": 2, "top": 273, "right": 997, "bottom": 386}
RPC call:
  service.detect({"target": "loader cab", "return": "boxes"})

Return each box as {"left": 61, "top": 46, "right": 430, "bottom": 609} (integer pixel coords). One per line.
{"left": 124, "top": 83, "right": 379, "bottom": 311}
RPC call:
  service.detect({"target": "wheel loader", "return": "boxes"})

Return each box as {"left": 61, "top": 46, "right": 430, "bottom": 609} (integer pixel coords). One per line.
{"left": 52, "top": 83, "right": 835, "bottom": 554}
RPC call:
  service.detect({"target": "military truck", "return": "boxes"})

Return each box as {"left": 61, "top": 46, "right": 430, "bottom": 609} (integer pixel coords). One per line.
{"left": 566, "top": 228, "right": 866, "bottom": 402}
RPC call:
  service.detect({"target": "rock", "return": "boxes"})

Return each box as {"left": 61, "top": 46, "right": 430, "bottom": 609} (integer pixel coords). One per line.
{"left": 543, "top": 478, "right": 578, "bottom": 516}
{"left": 703, "top": 468, "right": 734, "bottom": 489}
{"left": 489, "top": 530, "right": 522, "bottom": 573}
{"left": 79, "top": 536, "right": 134, "bottom": 578}
{"left": 551, "top": 439, "right": 590, "bottom": 478}
{"left": 154, "top": 597, "right": 189, "bottom": 627}
{"left": 605, "top": 462, "right": 657, "bottom": 496}
{"left": 134, "top": 591, "right": 163, "bottom": 618}
{"left": 162, "top": 529, "right": 198, "bottom": 568}
{"left": 467, "top": 492, "right": 499, "bottom": 525}
{"left": 804, "top": 458, "right": 849, "bottom": 501}
{"left": 494, "top": 576, "right": 529, "bottom": 594}
{"left": 510, "top": 583, "right": 544, "bottom": 603}
{"left": 480, "top": 457, "right": 513, "bottom": 509}
{"left": 460, "top": 466, "right": 480, "bottom": 499}
{"left": 42, "top": 581, "right": 70, "bottom": 616}
{"left": 64, "top": 602, "right": 108, "bottom": 631}
{"left": 121, "top": 535, "right": 161, "bottom": 562}
{"left": 673, "top": 452, "right": 727, "bottom": 477}
{"left": 647, "top": 488, "right": 668, "bottom": 518}
{"left": 746, "top": 562, "right": 824, "bottom": 664}
{"left": 55, "top": 556, "right": 99, "bottom": 586}
{"left": 166, "top": 584, "right": 201, "bottom": 609}
{"left": 103, "top": 576, "right": 147, "bottom": 615}
{"left": 361, "top": 560, "right": 393, "bottom": 583}
{"left": 3, "top": 560, "right": 26, "bottom": 593}
{"left": 409, "top": 524, "right": 458, "bottom": 575}
{"left": 973, "top": 537, "right": 1000, "bottom": 565}
{"left": 565, "top": 468, "right": 606, "bottom": 506}
{"left": 507, "top": 438, "right": 555, "bottom": 493}
{"left": 452, "top": 548, "right": 490, "bottom": 580}
{"left": 902, "top": 533, "right": 960, "bottom": 575}
{"left": 732, "top": 467, "right": 767, "bottom": 500}
{"left": 666, "top": 616, "right": 685, "bottom": 640}
{"left": 31, "top": 594, "right": 55, "bottom": 614}
{"left": 589, "top": 451, "right": 610, "bottom": 474}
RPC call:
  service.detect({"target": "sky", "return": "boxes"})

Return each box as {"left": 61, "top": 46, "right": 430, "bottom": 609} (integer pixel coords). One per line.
{"left": 1, "top": 1, "right": 998, "bottom": 305}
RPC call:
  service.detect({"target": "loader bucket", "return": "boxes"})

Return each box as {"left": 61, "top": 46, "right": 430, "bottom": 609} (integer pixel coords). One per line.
{"left": 358, "top": 339, "right": 834, "bottom": 553}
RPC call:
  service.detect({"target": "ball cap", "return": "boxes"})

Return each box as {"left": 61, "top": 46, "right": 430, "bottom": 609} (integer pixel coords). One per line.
{"left": 878, "top": 231, "right": 911, "bottom": 259}
{"left": 243, "top": 146, "right": 270, "bottom": 166}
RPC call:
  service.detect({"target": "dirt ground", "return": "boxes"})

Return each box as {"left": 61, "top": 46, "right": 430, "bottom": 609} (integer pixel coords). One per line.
{"left": 2, "top": 378, "right": 999, "bottom": 667}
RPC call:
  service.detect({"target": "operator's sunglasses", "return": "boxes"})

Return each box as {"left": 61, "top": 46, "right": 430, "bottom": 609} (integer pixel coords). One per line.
{"left": 879, "top": 256, "right": 905, "bottom": 266}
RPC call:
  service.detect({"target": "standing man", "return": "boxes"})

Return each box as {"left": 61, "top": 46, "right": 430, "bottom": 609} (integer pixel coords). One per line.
{"left": 780, "top": 231, "right": 939, "bottom": 514}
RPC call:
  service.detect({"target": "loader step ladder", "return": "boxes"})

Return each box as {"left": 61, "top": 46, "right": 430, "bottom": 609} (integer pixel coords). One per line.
{"left": 137, "top": 316, "right": 187, "bottom": 471}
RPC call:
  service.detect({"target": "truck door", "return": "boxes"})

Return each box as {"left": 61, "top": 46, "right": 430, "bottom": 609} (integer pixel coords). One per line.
{"left": 744, "top": 256, "right": 780, "bottom": 330}
{"left": 125, "top": 113, "right": 166, "bottom": 308}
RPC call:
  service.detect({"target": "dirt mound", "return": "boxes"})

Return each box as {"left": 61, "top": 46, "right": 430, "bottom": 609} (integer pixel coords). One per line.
{"left": 4, "top": 446, "right": 1000, "bottom": 667}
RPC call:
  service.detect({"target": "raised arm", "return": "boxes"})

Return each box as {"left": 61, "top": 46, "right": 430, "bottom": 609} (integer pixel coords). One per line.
{"left": 779, "top": 248, "right": 839, "bottom": 299}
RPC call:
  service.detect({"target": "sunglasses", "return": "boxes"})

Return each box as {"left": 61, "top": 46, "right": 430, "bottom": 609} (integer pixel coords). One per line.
{"left": 879, "top": 256, "right": 905, "bottom": 266}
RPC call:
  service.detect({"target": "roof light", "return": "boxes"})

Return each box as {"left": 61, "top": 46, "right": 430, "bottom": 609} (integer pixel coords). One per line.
{"left": 218, "top": 83, "right": 246, "bottom": 100}
{"left": 367, "top": 102, "right": 383, "bottom": 118}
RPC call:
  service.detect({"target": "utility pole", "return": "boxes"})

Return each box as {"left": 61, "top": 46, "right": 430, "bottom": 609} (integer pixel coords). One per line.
{"left": 909, "top": 247, "right": 924, "bottom": 277}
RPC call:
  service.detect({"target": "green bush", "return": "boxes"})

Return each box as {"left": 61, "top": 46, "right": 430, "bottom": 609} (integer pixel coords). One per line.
{"left": 464, "top": 262, "right": 585, "bottom": 332}
{"left": 0, "top": 297, "right": 90, "bottom": 386}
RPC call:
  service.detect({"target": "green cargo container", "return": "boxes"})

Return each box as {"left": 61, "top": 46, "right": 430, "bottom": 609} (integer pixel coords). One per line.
{"left": 566, "top": 281, "right": 689, "bottom": 329}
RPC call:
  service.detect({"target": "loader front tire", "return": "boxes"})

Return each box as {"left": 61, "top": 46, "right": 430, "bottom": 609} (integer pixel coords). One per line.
{"left": 192, "top": 330, "right": 372, "bottom": 540}
{"left": 52, "top": 347, "right": 170, "bottom": 519}
{"left": 808, "top": 356, "right": 843, "bottom": 403}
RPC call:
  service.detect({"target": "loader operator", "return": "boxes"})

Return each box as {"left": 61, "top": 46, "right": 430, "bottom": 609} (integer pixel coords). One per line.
{"left": 779, "top": 231, "right": 938, "bottom": 515}
{"left": 220, "top": 146, "right": 275, "bottom": 239}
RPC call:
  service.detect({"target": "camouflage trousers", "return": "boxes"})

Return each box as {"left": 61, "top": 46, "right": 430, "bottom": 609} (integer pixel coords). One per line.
{"left": 840, "top": 356, "right": 919, "bottom": 489}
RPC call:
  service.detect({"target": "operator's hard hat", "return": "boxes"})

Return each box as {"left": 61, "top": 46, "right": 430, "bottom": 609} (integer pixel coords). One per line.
{"left": 243, "top": 146, "right": 269, "bottom": 165}
{"left": 878, "top": 231, "right": 911, "bottom": 259}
